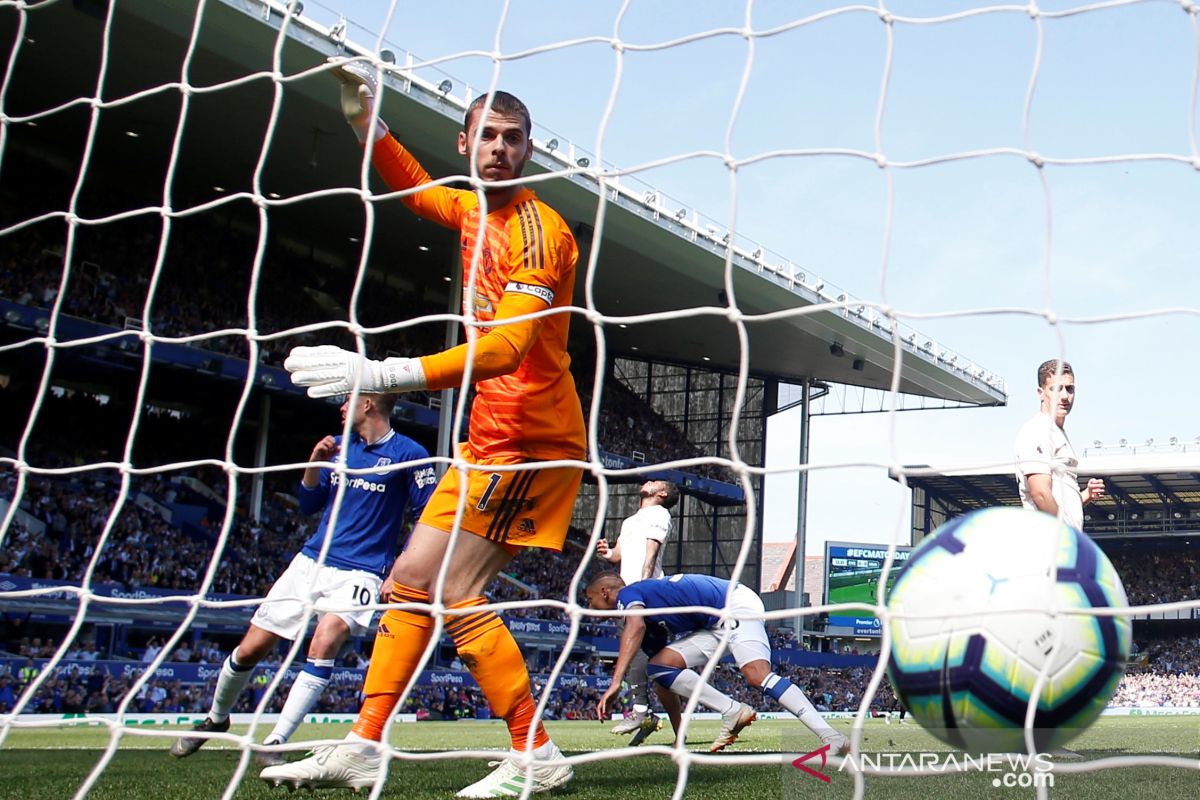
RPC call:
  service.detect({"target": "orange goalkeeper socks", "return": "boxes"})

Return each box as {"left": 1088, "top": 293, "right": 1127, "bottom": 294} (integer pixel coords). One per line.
{"left": 351, "top": 583, "right": 433, "bottom": 741}
{"left": 446, "top": 596, "right": 549, "bottom": 751}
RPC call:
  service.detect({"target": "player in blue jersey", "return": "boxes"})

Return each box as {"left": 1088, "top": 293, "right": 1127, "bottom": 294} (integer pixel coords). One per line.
{"left": 171, "top": 393, "right": 434, "bottom": 763}
{"left": 587, "top": 572, "right": 849, "bottom": 755}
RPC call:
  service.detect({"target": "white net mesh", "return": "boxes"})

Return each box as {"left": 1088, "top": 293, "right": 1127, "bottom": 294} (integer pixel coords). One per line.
{"left": 2, "top": 1, "right": 1199, "bottom": 799}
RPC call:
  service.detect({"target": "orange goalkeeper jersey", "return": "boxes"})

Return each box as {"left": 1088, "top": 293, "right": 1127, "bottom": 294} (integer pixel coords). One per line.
{"left": 370, "top": 134, "right": 585, "bottom": 462}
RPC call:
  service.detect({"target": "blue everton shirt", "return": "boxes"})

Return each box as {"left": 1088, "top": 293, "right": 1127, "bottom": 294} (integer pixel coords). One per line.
{"left": 297, "top": 428, "right": 435, "bottom": 576}
{"left": 616, "top": 574, "right": 737, "bottom": 636}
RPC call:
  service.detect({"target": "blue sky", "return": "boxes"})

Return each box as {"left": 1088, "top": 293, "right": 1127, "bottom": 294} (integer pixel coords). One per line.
{"left": 296, "top": 0, "right": 1200, "bottom": 555}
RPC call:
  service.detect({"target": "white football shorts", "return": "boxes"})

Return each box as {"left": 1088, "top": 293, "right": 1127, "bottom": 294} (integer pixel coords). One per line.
{"left": 664, "top": 584, "right": 772, "bottom": 668}
{"left": 251, "top": 553, "right": 382, "bottom": 640}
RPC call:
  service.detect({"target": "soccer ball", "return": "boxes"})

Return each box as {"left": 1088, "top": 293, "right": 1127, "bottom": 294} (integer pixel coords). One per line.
{"left": 886, "top": 507, "right": 1130, "bottom": 753}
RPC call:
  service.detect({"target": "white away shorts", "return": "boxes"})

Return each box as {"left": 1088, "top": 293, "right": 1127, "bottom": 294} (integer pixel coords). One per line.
{"left": 251, "top": 553, "right": 382, "bottom": 640}
{"left": 665, "top": 584, "right": 772, "bottom": 668}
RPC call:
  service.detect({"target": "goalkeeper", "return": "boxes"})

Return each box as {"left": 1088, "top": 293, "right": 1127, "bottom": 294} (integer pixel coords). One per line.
{"left": 263, "top": 61, "right": 585, "bottom": 798}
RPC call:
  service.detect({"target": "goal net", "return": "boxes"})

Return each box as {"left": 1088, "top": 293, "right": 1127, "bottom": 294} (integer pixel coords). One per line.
{"left": 2, "top": 1, "right": 1199, "bottom": 799}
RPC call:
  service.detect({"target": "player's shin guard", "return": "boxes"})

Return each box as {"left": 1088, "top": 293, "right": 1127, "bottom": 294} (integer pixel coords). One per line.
{"left": 351, "top": 584, "right": 432, "bottom": 741}
{"left": 210, "top": 647, "right": 255, "bottom": 722}
{"left": 267, "top": 658, "right": 334, "bottom": 744}
{"left": 760, "top": 672, "right": 837, "bottom": 737}
{"left": 647, "top": 663, "right": 737, "bottom": 715}
{"left": 447, "top": 596, "right": 549, "bottom": 752}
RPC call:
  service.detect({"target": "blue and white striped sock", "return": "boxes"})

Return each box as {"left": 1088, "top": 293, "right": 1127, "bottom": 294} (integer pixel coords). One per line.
{"left": 648, "top": 663, "right": 736, "bottom": 715}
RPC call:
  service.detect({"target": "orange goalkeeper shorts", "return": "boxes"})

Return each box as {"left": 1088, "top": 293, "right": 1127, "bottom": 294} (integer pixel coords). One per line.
{"left": 418, "top": 444, "right": 583, "bottom": 554}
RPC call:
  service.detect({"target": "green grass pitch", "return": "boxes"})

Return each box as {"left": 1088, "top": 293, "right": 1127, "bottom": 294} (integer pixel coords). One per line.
{"left": 0, "top": 716, "right": 1196, "bottom": 799}
{"left": 827, "top": 574, "right": 898, "bottom": 611}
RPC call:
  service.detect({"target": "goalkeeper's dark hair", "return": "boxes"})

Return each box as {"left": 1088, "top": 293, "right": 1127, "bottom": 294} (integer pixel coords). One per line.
{"left": 659, "top": 481, "right": 681, "bottom": 510}
{"left": 464, "top": 91, "right": 531, "bottom": 137}
{"left": 1037, "top": 359, "right": 1073, "bottom": 388}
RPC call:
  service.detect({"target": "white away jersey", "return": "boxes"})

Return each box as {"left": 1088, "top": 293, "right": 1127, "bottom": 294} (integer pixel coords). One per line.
{"left": 1014, "top": 412, "right": 1083, "bottom": 531}
{"left": 615, "top": 504, "right": 672, "bottom": 586}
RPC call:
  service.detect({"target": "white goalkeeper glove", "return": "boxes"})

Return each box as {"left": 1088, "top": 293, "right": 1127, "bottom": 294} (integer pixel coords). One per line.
{"left": 284, "top": 345, "right": 426, "bottom": 399}
{"left": 330, "top": 58, "right": 389, "bottom": 143}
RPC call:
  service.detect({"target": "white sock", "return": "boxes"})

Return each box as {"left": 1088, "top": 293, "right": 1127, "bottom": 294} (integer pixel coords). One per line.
{"left": 266, "top": 660, "right": 332, "bottom": 744}
{"left": 343, "top": 730, "right": 377, "bottom": 756}
{"left": 209, "top": 648, "right": 255, "bottom": 722}
{"left": 761, "top": 672, "right": 836, "bottom": 738}
{"left": 665, "top": 668, "right": 737, "bottom": 715}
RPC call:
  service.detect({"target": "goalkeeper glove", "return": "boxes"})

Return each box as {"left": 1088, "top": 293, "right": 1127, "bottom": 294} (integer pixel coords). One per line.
{"left": 284, "top": 345, "right": 427, "bottom": 398}
{"left": 330, "top": 58, "right": 389, "bottom": 143}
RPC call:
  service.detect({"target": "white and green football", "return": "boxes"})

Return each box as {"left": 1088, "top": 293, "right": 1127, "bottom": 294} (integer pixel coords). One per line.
{"left": 886, "top": 507, "right": 1131, "bottom": 753}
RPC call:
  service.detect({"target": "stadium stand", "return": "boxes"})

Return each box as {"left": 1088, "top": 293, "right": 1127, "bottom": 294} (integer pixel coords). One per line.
{"left": 1108, "top": 550, "right": 1200, "bottom": 608}
{"left": 0, "top": 181, "right": 446, "bottom": 376}
{"left": 574, "top": 371, "right": 737, "bottom": 485}
{"left": 1, "top": 152, "right": 738, "bottom": 486}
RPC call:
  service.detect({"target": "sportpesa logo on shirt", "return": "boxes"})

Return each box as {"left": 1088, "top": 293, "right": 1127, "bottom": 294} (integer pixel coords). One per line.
{"left": 330, "top": 473, "right": 388, "bottom": 493}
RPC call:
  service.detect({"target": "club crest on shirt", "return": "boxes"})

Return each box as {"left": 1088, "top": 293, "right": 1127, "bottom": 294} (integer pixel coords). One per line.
{"left": 373, "top": 457, "right": 392, "bottom": 477}
{"left": 471, "top": 290, "right": 495, "bottom": 316}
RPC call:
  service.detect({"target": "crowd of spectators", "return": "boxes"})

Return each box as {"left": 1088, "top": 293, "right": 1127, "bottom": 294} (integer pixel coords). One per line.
{"left": 576, "top": 376, "right": 736, "bottom": 485}
{"left": 0, "top": 465, "right": 300, "bottom": 599}
{"left": 1111, "top": 672, "right": 1200, "bottom": 708}
{"left": 0, "top": 189, "right": 446, "bottom": 376}
{"left": 1109, "top": 636, "right": 1200, "bottom": 708}
{"left": 1108, "top": 549, "right": 1199, "bottom": 608}
{"left": 1, "top": 457, "right": 609, "bottom": 625}
{"left": 2, "top": 178, "right": 742, "bottom": 485}
{"left": 487, "top": 541, "right": 604, "bottom": 620}
{"left": 6, "top": 627, "right": 1200, "bottom": 717}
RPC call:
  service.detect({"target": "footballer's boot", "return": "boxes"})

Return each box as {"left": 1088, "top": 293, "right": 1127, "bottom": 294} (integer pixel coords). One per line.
{"left": 169, "top": 716, "right": 230, "bottom": 758}
{"left": 625, "top": 714, "right": 663, "bottom": 747}
{"left": 260, "top": 744, "right": 381, "bottom": 791}
{"left": 253, "top": 743, "right": 288, "bottom": 768}
{"left": 610, "top": 709, "right": 648, "bottom": 735}
{"left": 456, "top": 741, "right": 573, "bottom": 798}
{"left": 709, "top": 702, "right": 757, "bottom": 752}
{"left": 821, "top": 731, "right": 851, "bottom": 757}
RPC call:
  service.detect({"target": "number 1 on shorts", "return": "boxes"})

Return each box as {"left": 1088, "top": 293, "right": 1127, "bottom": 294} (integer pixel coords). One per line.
{"left": 477, "top": 472, "right": 502, "bottom": 510}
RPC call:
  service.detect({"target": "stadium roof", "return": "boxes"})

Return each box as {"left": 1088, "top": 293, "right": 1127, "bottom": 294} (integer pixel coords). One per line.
{"left": 1, "top": 0, "right": 1006, "bottom": 408}
{"left": 894, "top": 452, "right": 1200, "bottom": 538}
